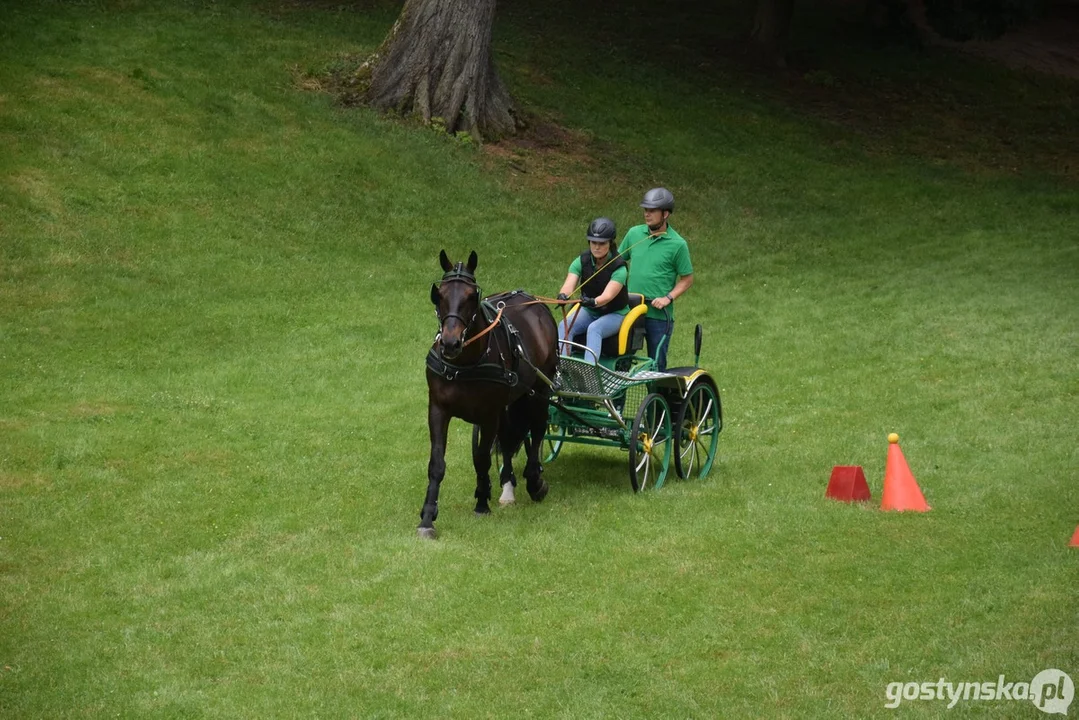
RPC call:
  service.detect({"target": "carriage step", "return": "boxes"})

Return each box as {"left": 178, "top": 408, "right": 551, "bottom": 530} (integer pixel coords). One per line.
{"left": 570, "top": 426, "right": 622, "bottom": 440}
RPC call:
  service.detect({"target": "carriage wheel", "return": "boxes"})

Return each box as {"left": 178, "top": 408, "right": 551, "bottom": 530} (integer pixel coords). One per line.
{"left": 544, "top": 424, "right": 565, "bottom": 463}
{"left": 471, "top": 424, "right": 561, "bottom": 469}
{"left": 674, "top": 382, "right": 721, "bottom": 480}
{"left": 628, "top": 393, "right": 672, "bottom": 492}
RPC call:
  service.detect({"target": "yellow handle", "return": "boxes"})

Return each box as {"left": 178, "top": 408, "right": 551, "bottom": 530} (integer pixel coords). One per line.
{"left": 618, "top": 302, "right": 649, "bottom": 355}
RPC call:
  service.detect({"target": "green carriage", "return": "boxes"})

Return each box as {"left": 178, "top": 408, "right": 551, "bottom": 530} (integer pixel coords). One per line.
{"left": 544, "top": 294, "right": 724, "bottom": 491}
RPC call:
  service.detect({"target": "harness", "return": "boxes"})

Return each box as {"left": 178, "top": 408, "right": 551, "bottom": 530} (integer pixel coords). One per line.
{"left": 426, "top": 298, "right": 526, "bottom": 387}
{"left": 425, "top": 300, "right": 522, "bottom": 388}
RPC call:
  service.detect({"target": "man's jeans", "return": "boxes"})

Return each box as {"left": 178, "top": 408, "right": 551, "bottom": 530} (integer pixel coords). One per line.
{"left": 644, "top": 317, "right": 674, "bottom": 371}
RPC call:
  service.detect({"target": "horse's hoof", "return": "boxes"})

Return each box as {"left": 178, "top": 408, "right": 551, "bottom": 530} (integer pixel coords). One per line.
{"left": 417, "top": 526, "right": 438, "bottom": 540}
{"left": 475, "top": 505, "right": 491, "bottom": 516}
{"left": 499, "top": 483, "right": 516, "bottom": 506}
{"left": 528, "top": 481, "right": 549, "bottom": 503}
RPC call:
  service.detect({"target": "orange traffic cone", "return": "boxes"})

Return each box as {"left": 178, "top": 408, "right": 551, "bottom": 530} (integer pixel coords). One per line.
{"left": 1070, "top": 527, "right": 1079, "bottom": 547}
{"left": 880, "top": 433, "right": 930, "bottom": 512}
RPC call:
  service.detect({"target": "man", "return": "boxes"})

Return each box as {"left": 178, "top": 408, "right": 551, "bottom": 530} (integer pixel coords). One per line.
{"left": 617, "top": 187, "right": 694, "bottom": 371}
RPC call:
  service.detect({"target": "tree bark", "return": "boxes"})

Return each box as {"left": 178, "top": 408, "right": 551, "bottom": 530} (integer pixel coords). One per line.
{"left": 750, "top": 0, "right": 796, "bottom": 67}
{"left": 864, "top": 0, "right": 949, "bottom": 44}
{"left": 359, "top": 0, "right": 519, "bottom": 141}
{"left": 902, "top": 0, "right": 950, "bottom": 43}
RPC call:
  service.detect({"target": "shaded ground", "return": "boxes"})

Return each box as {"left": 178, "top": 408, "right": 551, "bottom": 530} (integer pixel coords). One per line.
{"left": 499, "top": 3, "right": 1079, "bottom": 183}
{"left": 302, "top": 51, "right": 611, "bottom": 191}
{"left": 950, "top": 2, "right": 1079, "bottom": 79}
{"left": 735, "top": 3, "right": 1079, "bottom": 181}
{"left": 301, "top": 0, "right": 1079, "bottom": 183}
{"left": 479, "top": 117, "right": 598, "bottom": 187}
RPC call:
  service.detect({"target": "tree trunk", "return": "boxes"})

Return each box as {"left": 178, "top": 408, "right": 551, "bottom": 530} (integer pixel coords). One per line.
{"left": 359, "top": 0, "right": 519, "bottom": 141}
{"left": 864, "top": 0, "right": 949, "bottom": 44}
{"left": 750, "top": 0, "right": 796, "bottom": 67}
{"left": 903, "top": 0, "right": 950, "bottom": 44}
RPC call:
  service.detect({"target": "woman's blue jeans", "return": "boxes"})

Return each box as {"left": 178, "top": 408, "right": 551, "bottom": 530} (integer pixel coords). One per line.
{"left": 557, "top": 308, "right": 624, "bottom": 364}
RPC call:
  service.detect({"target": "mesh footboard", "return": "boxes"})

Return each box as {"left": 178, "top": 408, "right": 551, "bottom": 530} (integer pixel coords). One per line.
{"left": 556, "top": 357, "right": 672, "bottom": 399}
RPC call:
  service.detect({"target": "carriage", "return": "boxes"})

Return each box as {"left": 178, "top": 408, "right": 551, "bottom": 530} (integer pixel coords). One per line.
{"left": 472, "top": 293, "right": 723, "bottom": 494}
{"left": 541, "top": 293, "right": 722, "bottom": 491}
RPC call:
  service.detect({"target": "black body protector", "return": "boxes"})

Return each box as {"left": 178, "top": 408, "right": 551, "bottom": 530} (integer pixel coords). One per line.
{"left": 579, "top": 251, "right": 629, "bottom": 316}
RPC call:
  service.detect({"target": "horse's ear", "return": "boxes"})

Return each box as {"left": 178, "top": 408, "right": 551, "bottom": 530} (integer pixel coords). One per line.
{"left": 430, "top": 283, "right": 440, "bottom": 306}
{"left": 439, "top": 250, "right": 452, "bottom": 272}
{"left": 466, "top": 250, "right": 478, "bottom": 274}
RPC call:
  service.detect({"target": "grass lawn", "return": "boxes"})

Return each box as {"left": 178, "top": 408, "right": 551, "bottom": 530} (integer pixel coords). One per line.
{"left": 1, "top": 0, "right": 1076, "bottom": 717}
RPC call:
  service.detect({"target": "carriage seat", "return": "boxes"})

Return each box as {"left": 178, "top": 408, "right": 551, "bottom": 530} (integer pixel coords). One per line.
{"left": 600, "top": 293, "right": 648, "bottom": 358}
{"left": 563, "top": 293, "right": 647, "bottom": 359}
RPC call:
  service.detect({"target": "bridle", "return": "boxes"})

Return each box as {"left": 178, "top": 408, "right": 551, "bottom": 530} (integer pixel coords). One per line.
{"left": 435, "top": 264, "right": 482, "bottom": 346}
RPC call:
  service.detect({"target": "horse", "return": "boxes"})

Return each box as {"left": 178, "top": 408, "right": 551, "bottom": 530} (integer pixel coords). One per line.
{"left": 422, "top": 250, "right": 559, "bottom": 538}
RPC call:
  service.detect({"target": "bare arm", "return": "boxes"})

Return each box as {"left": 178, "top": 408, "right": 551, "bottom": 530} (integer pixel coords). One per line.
{"left": 558, "top": 273, "right": 580, "bottom": 299}
{"left": 651, "top": 273, "right": 694, "bottom": 309}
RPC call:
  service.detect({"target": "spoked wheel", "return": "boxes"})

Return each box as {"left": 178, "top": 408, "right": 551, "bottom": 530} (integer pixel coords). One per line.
{"left": 628, "top": 393, "right": 672, "bottom": 492}
{"left": 544, "top": 424, "right": 565, "bottom": 463}
{"left": 471, "top": 424, "right": 561, "bottom": 469}
{"left": 674, "top": 382, "right": 721, "bottom": 480}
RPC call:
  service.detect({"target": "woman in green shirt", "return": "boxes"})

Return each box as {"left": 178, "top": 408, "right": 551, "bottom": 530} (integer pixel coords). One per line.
{"left": 555, "top": 218, "right": 630, "bottom": 363}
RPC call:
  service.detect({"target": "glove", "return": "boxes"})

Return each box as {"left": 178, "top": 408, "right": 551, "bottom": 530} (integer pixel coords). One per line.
{"left": 556, "top": 293, "right": 569, "bottom": 301}
{"left": 580, "top": 296, "right": 597, "bottom": 309}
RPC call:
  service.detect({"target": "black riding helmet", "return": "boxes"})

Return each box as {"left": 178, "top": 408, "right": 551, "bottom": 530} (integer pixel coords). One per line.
{"left": 640, "top": 187, "right": 675, "bottom": 213}
{"left": 586, "top": 217, "right": 617, "bottom": 242}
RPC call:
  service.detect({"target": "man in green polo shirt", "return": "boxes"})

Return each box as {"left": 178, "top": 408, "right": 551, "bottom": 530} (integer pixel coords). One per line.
{"left": 617, "top": 187, "right": 694, "bottom": 370}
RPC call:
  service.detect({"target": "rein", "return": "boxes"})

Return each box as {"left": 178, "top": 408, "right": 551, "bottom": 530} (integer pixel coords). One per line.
{"left": 544, "top": 233, "right": 655, "bottom": 343}
{"left": 433, "top": 263, "right": 519, "bottom": 385}
{"left": 463, "top": 304, "right": 503, "bottom": 348}
{"left": 435, "top": 232, "right": 658, "bottom": 355}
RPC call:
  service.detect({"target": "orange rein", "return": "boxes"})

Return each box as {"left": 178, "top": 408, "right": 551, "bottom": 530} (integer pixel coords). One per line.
{"left": 460, "top": 296, "right": 579, "bottom": 349}
{"left": 461, "top": 304, "right": 504, "bottom": 348}
{"left": 460, "top": 232, "right": 655, "bottom": 348}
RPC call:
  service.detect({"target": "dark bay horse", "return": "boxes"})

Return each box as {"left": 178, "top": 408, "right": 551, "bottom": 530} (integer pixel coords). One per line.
{"left": 422, "top": 250, "right": 559, "bottom": 538}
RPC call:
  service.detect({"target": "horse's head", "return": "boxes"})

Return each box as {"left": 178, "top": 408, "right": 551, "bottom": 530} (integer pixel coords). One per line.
{"left": 431, "top": 249, "right": 480, "bottom": 360}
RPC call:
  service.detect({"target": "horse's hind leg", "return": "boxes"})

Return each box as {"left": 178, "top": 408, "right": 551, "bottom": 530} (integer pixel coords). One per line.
{"left": 472, "top": 418, "right": 498, "bottom": 515}
{"left": 523, "top": 394, "right": 550, "bottom": 502}
{"left": 498, "top": 406, "right": 523, "bottom": 506}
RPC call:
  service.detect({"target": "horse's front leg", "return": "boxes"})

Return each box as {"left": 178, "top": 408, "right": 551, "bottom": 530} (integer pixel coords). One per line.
{"left": 420, "top": 402, "right": 451, "bottom": 539}
{"left": 472, "top": 418, "right": 498, "bottom": 515}
{"left": 523, "top": 394, "right": 550, "bottom": 502}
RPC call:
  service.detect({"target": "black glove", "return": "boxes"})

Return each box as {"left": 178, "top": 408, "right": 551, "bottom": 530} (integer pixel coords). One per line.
{"left": 580, "top": 296, "right": 597, "bottom": 309}
{"left": 557, "top": 293, "right": 569, "bottom": 301}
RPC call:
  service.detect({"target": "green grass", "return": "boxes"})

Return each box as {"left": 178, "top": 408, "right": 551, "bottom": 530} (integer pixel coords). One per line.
{"left": 1, "top": 0, "right": 1077, "bottom": 717}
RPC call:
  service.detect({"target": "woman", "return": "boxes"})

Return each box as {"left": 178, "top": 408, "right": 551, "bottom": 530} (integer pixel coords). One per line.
{"left": 555, "top": 217, "right": 630, "bottom": 363}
